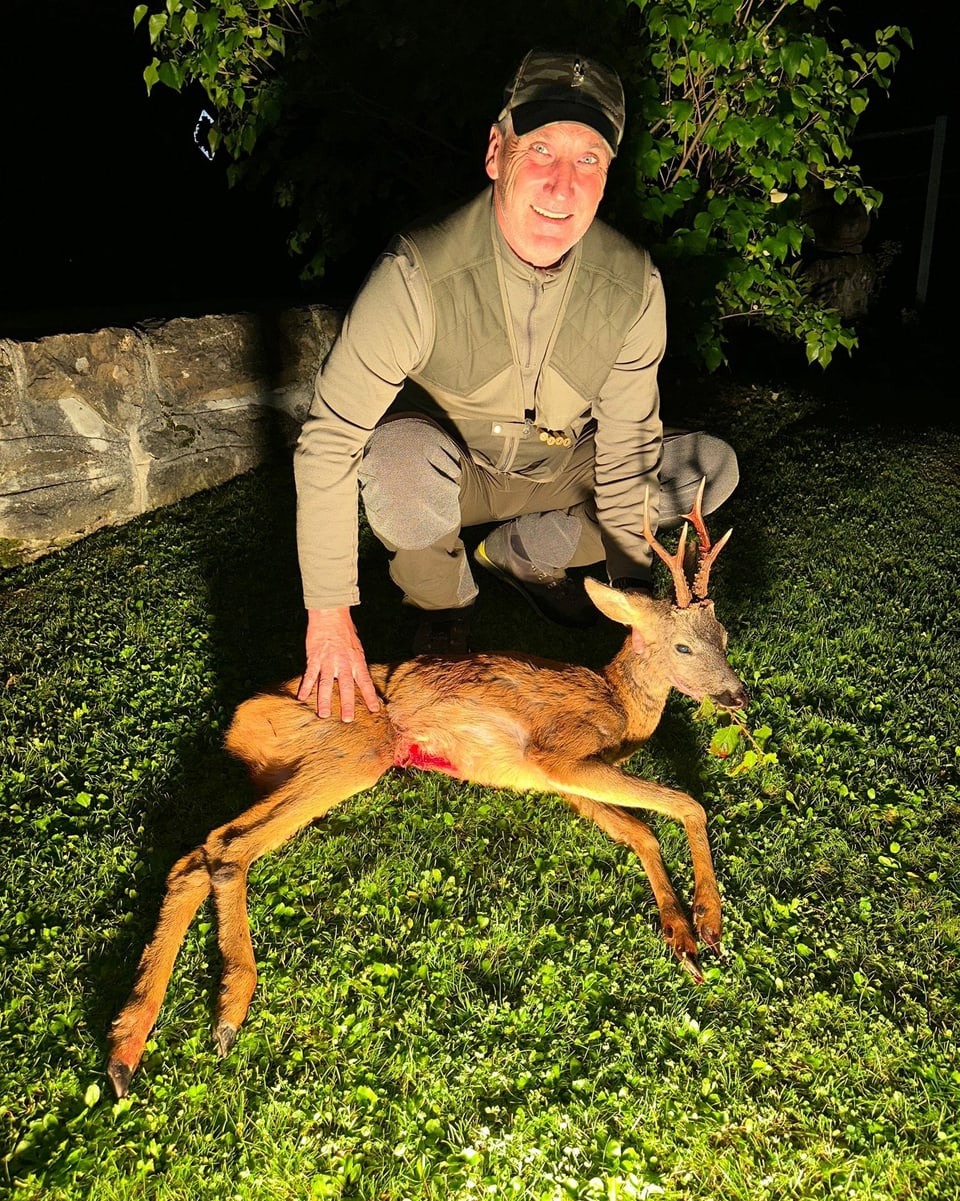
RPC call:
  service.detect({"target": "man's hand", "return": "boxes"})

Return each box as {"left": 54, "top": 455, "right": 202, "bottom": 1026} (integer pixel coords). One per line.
{"left": 298, "top": 607, "right": 381, "bottom": 722}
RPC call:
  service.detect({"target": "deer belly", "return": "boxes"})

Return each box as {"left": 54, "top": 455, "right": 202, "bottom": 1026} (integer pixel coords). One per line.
{"left": 391, "top": 711, "right": 532, "bottom": 787}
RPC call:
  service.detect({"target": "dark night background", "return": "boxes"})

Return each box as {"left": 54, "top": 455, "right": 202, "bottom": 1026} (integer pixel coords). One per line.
{"left": 1, "top": 0, "right": 955, "bottom": 352}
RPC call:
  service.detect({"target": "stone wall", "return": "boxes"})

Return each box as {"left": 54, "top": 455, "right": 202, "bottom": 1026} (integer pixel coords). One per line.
{"left": 0, "top": 306, "right": 341, "bottom": 567}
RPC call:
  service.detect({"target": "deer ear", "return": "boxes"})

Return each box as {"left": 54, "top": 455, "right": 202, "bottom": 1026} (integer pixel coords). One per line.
{"left": 584, "top": 577, "right": 659, "bottom": 628}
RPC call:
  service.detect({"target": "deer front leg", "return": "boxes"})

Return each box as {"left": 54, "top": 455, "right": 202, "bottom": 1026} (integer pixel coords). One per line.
{"left": 107, "top": 847, "right": 212, "bottom": 1098}
{"left": 560, "top": 794, "right": 705, "bottom": 979}
{"left": 538, "top": 755, "right": 723, "bottom": 967}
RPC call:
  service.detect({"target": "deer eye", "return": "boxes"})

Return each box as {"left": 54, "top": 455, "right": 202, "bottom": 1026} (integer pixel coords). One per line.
{"left": 675, "top": 643, "right": 692, "bottom": 654}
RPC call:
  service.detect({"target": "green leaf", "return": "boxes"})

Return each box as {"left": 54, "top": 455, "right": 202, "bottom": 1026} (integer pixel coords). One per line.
{"left": 147, "top": 11, "right": 167, "bottom": 43}
{"left": 156, "top": 59, "right": 181, "bottom": 89}
{"left": 710, "top": 726, "right": 742, "bottom": 759}
{"left": 729, "top": 749, "right": 758, "bottom": 775}
{"left": 666, "top": 14, "right": 691, "bottom": 42}
{"left": 133, "top": 4, "right": 149, "bottom": 29}
{"left": 670, "top": 99, "right": 695, "bottom": 124}
{"left": 780, "top": 42, "right": 807, "bottom": 80}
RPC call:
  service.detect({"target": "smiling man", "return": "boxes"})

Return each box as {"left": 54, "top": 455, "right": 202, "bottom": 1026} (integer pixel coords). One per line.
{"left": 487, "top": 119, "right": 610, "bottom": 266}
{"left": 293, "top": 49, "right": 739, "bottom": 720}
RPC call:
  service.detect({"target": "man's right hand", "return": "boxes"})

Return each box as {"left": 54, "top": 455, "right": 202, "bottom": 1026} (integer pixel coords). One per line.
{"left": 298, "top": 607, "right": 381, "bottom": 723}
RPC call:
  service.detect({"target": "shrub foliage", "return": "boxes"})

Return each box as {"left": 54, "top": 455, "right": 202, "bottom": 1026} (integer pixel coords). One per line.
{"left": 133, "top": 0, "right": 908, "bottom": 367}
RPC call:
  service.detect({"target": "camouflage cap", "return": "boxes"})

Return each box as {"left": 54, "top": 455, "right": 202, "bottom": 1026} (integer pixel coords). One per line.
{"left": 499, "top": 49, "right": 626, "bottom": 154}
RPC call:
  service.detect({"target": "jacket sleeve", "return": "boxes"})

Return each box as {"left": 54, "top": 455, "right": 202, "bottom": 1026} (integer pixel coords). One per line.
{"left": 294, "top": 249, "right": 428, "bottom": 610}
{"left": 591, "top": 264, "right": 666, "bottom": 584}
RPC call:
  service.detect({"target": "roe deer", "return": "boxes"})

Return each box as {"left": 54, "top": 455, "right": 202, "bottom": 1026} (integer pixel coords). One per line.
{"left": 106, "top": 483, "right": 747, "bottom": 1098}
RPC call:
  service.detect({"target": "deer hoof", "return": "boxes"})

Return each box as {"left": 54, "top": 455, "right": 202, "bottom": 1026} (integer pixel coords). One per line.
{"left": 693, "top": 899, "right": 722, "bottom": 955}
{"left": 676, "top": 948, "right": 705, "bottom": 984}
{"left": 107, "top": 1058, "right": 133, "bottom": 1099}
{"left": 697, "top": 922, "right": 722, "bottom": 955}
{"left": 214, "top": 1021, "right": 238, "bottom": 1058}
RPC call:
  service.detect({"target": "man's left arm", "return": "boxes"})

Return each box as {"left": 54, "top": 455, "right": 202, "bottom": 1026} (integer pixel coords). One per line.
{"left": 592, "top": 264, "right": 667, "bottom": 588}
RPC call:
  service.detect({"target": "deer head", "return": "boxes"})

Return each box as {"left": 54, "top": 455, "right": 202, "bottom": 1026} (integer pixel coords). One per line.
{"left": 585, "top": 482, "right": 748, "bottom": 710}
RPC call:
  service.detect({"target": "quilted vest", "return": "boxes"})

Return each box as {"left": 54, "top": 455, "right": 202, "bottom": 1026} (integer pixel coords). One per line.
{"left": 392, "top": 189, "right": 651, "bottom": 477}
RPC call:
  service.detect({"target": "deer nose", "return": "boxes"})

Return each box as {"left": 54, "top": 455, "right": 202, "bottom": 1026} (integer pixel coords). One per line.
{"left": 714, "top": 684, "right": 749, "bottom": 710}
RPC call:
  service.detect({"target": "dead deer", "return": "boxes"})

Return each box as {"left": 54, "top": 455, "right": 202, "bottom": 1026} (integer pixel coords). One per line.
{"left": 106, "top": 483, "right": 747, "bottom": 1098}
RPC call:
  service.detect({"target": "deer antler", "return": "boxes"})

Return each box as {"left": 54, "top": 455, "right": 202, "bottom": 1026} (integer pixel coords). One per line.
{"left": 683, "top": 479, "right": 733, "bottom": 601}
{"left": 642, "top": 481, "right": 733, "bottom": 607}
{"left": 642, "top": 486, "right": 693, "bottom": 608}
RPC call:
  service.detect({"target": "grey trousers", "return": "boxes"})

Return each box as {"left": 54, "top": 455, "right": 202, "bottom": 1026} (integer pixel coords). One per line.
{"left": 358, "top": 416, "right": 739, "bottom": 611}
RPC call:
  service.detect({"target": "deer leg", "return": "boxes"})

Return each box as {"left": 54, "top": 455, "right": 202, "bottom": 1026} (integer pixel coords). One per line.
{"left": 107, "top": 847, "right": 213, "bottom": 1098}
{"left": 535, "top": 755, "right": 722, "bottom": 961}
{"left": 106, "top": 698, "right": 396, "bottom": 1097}
{"left": 559, "top": 794, "right": 703, "bottom": 980}
{"left": 203, "top": 730, "right": 396, "bottom": 1056}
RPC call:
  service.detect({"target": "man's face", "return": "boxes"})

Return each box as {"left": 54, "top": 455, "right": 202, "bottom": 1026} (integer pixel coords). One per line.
{"left": 485, "top": 121, "right": 611, "bottom": 268}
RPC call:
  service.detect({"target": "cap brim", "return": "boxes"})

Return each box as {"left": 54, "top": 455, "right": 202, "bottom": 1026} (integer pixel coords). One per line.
{"left": 510, "top": 99, "right": 619, "bottom": 153}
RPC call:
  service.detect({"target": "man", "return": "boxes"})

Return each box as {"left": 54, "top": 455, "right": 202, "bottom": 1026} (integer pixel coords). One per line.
{"left": 294, "top": 48, "right": 738, "bottom": 721}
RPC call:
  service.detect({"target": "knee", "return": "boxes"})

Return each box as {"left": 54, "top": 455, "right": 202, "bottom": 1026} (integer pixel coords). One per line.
{"left": 680, "top": 797, "right": 707, "bottom": 828}
{"left": 697, "top": 434, "right": 739, "bottom": 512}
{"left": 365, "top": 415, "right": 463, "bottom": 467}
{"left": 360, "top": 418, "right": 464, "bottom": 549}
{"left": 660, "top": 432, "right": 739, "bottom": 523}
{"left": 210, "top": 861, "right": 244, "bottom": 888}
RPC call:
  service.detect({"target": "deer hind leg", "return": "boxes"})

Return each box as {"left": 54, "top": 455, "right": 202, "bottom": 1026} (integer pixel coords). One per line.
{"left": 204, "top": 715, "right": 396, "bottom": 1057}
{"left": 107, "top": 695, "right": 395, "bottom": 1097}
{"left": 107, "top": 847, "right": 214, "bottom": 1098}
{"left": 537, "top": 754, "right": 722, "bottom": 967}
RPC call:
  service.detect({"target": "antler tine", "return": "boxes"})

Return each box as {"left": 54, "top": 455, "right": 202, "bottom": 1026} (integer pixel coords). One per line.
{"left": 642, "top": 486, "right": 692, "bottom": 609}
{"left": 691, "top": 527, "right": 733, "bottom": 600}
{"left": 682, "top": 478, "right": 712, "bottom": 551}
{"left": 683, "top": 479, "right": 733, "bottom": 600}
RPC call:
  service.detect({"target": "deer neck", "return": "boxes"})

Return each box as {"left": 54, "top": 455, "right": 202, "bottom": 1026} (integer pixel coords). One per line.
{"left": 604, "top": 638, "right": 672, "bottom": 745}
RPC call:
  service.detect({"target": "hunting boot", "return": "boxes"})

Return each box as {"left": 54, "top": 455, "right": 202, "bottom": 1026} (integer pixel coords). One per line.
{"left": 474, "top": 525, "right": 596, "bottom": 628}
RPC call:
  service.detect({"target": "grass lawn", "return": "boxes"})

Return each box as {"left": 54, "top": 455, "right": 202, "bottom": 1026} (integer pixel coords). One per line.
{"left": 1, "top": 341, "right": 958, "bottom": 1199}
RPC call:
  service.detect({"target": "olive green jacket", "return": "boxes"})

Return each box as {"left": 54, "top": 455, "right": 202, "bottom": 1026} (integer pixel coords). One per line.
{"left": 295, "top": 188, "right": 665, "bottom": 610}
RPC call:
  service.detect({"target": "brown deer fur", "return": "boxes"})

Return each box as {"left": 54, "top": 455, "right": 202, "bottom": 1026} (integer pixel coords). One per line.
{"left": 106, "top": 571, "right": 747, "bottom": 1098}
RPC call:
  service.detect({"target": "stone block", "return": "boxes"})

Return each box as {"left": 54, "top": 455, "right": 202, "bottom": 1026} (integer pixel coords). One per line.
{"left": 0, "top": 305, "right": 340, "bottom": 565}
{"left": 0, "top": 328, "right": 144, "bottom": 562}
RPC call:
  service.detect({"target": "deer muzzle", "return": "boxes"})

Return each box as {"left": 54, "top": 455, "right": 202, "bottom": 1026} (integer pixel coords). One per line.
{"left": 713, "top": 681, "right": 749, "bottom": 710}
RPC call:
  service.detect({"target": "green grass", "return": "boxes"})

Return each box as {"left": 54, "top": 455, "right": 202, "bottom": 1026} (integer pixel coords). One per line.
{"left": 1, "top": 371, "right": 959, "bottom": 1200}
